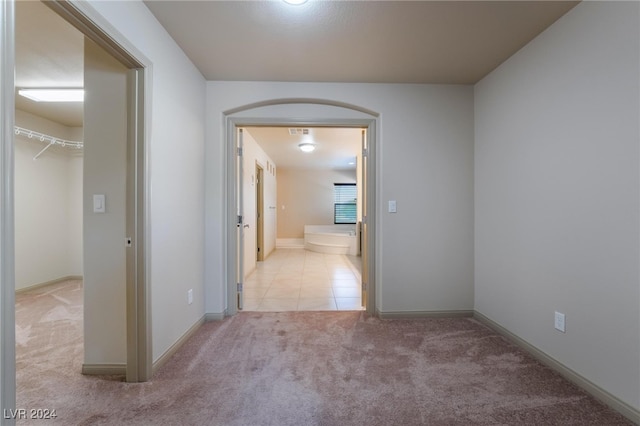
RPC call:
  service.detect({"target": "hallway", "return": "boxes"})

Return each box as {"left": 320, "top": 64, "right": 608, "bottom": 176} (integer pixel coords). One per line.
{"left": 243, "top": 249, "right": 363, "bottom": 311}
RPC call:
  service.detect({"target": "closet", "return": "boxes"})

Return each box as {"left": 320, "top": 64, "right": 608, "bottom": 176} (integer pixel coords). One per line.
{"left": 14, "top": 110, "right": 83, "bottom": 291}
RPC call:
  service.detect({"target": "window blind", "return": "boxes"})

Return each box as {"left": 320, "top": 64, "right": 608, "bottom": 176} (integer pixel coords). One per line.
{"left": 334, "top": 183, "right": 357, "bottom": 224}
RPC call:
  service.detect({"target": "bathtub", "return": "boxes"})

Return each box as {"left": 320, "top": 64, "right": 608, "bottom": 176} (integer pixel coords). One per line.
{"left": 304, "top": 225, "right": 358, "bottom": 256}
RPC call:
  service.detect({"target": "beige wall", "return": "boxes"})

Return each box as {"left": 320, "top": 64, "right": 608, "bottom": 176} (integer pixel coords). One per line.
{"left": 14, "top": 110, "right": 83, "bottom": 290}
{"left": 83, "top": 38, "right": 128, "bottom": 365}
{"left": 277, "top": 168, "right": 356, "bottom": 239}
{"left": 475, "top": 1, "right": 639, "bottom": 410}
{"left": 87, "top": 0, "right": 207, "bottom": 365}
{"left": 207, "top": 84, "right": 474, "bottom": 316}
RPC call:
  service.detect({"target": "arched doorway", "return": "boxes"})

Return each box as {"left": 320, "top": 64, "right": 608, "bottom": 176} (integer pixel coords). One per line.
{"left": 223, "top": 100, "right": 378, "bottom": 316}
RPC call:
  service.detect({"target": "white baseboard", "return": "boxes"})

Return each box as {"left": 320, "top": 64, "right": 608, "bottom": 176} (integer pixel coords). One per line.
{"left": 276, "top": 238, "right": 304, "bottom": 249}
{"left": 377, "top": 309, "right": 474, "bottom": 319}
{"left": 474, "top": 311, "right": 639, "bottom": 424}
{"left": 81, "top": 363, "right": 126, "bottom": 376}
{"left": 16, "top": 275, "right": 83, "bottom": 293}
{"left": 205, "top": 312, "right": 225, "bottom": 321}
{"left": 152, "top": 315, "right": 206, "bottom": 375}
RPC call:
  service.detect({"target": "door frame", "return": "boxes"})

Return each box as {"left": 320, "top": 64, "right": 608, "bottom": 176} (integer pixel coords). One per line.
{"left": 1, "top": 5, "right": 152, "bottom": 414}
{"left": 0, "top": 0, "right": 17, "bottom": 416}
{"left": 255, "top": 163, "right": 264, "bottom": 262}
{"left": 225, "top": 117, "right": 377, "bottom": 316}
{"left": 45, "top": 0, "right": 152, "bottom": 384}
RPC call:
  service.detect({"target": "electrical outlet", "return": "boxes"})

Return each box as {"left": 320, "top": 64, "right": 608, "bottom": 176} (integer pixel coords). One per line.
{"left": 187, "top": 289, "right": 193, "bottom": 305}
{"left": 554, "top": 311, "right": 565, "bottom": 333}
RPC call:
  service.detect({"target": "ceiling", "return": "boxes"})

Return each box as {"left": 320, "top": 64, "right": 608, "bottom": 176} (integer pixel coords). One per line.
{"left": 15, "top": 1, "right": 84, "bottom": 127}
{"left": 245, "top": 126, "right": 362, "bottom": 170}
{"left": 144, "top": 0, "right": 578, "bottom": 84}
{"left": 14, "top": 0, "right": 579, "bottom": 165}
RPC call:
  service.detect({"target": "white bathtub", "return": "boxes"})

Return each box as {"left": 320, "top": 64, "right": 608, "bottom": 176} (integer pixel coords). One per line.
{"left": 304, "top": 225, "right": 358, "bottom": 255}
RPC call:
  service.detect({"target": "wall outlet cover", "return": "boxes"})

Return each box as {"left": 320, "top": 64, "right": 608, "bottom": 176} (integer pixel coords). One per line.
{"left": 554, "top": 311, "right": 566, "bottom": 333}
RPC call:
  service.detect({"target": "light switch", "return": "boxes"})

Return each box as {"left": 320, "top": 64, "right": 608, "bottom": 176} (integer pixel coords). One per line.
{"left": 388, "top": 200, "right": 397, "bottom": 213}
{"left": 93, "top": 194, "right": 105, "bottom": 213}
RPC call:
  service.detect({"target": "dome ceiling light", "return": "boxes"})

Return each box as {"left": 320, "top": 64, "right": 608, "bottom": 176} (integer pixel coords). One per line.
{"left": 298, "top": 142, "right": 315, "bottom": 153}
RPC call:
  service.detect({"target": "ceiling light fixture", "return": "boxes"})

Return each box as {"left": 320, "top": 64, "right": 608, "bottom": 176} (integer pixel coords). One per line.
{"left": 283, "top": 0, "right": 308, "bottom": 5}
{"left": 298, "top": 142, "right": 315, "bottom": 153}
{"left": 18, "top": 88, "right": 84, "bottom": 103}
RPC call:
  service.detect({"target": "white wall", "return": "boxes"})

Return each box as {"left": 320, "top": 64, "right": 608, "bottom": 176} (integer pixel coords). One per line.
{"left": 474, "top": 1, "right": 639, "bottom": 411}
{"left": 14, "top": 110, "right": 82, "bottom": 290}
{"left": 67, "top": 154, "right": 83, "bottom": 275}
{"left": 87, "top": 0, "right": 207, "bottom": 363}
{"left": 242, "top": 129, "right": 277, "bottom": 276}
{"left": 276, "top": 168, "right": 356, "bottom": 238}
{"left": 206, "top": 83, "right": 474, "bottom": 316}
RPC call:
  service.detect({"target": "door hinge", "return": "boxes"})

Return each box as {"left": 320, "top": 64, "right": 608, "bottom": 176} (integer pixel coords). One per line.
{"left": 237, "top": 147, "right": 243, "bottom": 156}
{"left": 237, "top": 283, "right": 243, "bottom": 292}
{"left": 237, "top": 215, "right": 243, "bottom": 225}
{"left": 362, "top": 282, "right": 367, "bottom": 291}
{"left": 362, "top": 215, "right": 367, "bottom": 225}
{"left": 362, "top": 148, "right": 369, "bottom": 158}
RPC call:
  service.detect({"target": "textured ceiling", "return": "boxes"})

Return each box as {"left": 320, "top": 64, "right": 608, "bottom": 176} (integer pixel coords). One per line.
{"left": 144, "top": 0, "right": 579, "bottom": 84}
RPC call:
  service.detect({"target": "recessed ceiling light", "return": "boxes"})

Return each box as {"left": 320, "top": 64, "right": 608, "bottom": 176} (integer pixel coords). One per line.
{"left": 283, "top": 0, "right": 308, "bottom": 5}
{"left": 298, "top": 142, "right": 315, "bottom": 153}
{"left": 18, "top": 88, "right": 84, "bottom": 103}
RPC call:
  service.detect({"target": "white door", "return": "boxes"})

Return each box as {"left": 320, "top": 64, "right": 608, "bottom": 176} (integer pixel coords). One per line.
{"left": 360, "top": 129, "right": 368, "bottom": 308}
{"left": 236, "top": 128, "right": 245, "bottom": 310}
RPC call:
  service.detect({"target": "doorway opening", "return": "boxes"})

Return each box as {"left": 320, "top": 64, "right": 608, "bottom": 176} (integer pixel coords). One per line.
{"left": 14, "top": 0, "right": 85, "bottom": 408}
{"left": 2, "top": 0, "right": 151, "bottom": 413}
{"left": 226, "top": 117, "right": 376, "bottom": 317}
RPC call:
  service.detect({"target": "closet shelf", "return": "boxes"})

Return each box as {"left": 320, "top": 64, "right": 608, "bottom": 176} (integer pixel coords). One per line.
{"left": 14, "top": 126, "right": 83, "bottom": 160}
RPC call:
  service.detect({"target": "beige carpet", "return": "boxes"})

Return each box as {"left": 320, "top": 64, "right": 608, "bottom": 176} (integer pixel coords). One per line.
{"left": 15, "top": 281, "right": 632, "bottom": 425}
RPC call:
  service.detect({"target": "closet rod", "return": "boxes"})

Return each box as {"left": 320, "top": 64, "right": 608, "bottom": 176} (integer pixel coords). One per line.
{"left": 14, "top": 126, "right": 83, "bottom": 160}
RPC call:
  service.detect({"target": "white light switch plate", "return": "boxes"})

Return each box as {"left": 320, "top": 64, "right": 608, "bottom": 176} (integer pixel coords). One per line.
{"left": 93, "top": 194, "right": 105, "bottom": 213}
{"left": 388, "top": 200, "right": 397, "bottom": 213}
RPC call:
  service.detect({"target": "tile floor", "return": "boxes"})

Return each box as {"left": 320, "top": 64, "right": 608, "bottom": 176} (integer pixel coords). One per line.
{"left": 242, "top": 249, "right": 363, "bottom": 311}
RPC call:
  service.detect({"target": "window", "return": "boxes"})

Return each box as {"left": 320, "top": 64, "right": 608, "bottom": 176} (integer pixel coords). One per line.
{"left": 334, "top": 183, "right": 357, "bottom": 224}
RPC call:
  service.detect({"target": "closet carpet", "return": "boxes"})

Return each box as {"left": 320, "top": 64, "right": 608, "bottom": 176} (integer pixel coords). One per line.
{"left": 15, "top": 281, "right": 632, "bottom": 425}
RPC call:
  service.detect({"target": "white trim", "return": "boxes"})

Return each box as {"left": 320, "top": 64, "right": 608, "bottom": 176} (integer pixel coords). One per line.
{"left": 15, "top": 276, "right": 83, "bottom": 294}
{"left": 152, "top": 316, "right": 205, "bottom": 375}
{"left": 474, "top": 311, "right": 640, "bottom": 424}
{"left": 205, "top": 312, "right": 225, "bottom": 322}
{"left": 378, "top": 310, "right": 474, "bottom": 319}
{"left": 0, "top": 0, "right": 16, "bottom": 422}
{"left": 81, "top": 364, "right": 126, "bottom": 376}
{"left": 276, "top": 238, "right": 304, "bottom": 249}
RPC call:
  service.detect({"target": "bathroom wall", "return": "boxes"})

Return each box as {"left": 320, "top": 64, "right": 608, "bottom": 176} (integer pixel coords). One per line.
{"left": 242, "top": 129, "right": 277, "bottom": 276}
{"left": 276, "top": 168, "right": 356, "bottom": 240}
